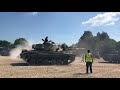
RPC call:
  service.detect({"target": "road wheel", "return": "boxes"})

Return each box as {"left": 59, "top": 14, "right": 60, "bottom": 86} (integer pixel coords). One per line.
{"left": 50, "top": 59, "right": 56, "bottom": 65}
{"left": 28, "top": 59, "right": 36, "bottom": 65}
{"left": 63, "top": 59, "right": 68, "bottom": 65}
{"left": 56, "top": 59, "right": 63, "bottom": 65}
{"left": 36, "top": 59, "right": 43, "bottom": 65}
{"left": 43, "top": 59, "right": 49, "bottom": 65}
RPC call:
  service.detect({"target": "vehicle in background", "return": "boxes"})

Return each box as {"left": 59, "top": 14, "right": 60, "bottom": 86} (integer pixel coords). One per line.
{"left": 102, "top": 51, "right": 120, "bottom": 63}
{"left": 0, "top": 47, "right": 10, "bottom": 56}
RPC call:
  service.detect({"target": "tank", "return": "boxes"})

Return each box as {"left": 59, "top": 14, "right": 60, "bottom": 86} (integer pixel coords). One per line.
{"left": 20, "top": 38, "right": 75, "bottom": 65}
{"left": 102, "top": 51, "right": 120, "bottom": 63}
{"left": 0, "top": 47, "right": 10, "bottom": 56}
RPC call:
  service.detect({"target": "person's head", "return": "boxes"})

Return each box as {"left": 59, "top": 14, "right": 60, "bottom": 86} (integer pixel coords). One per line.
{"left": 87, "top": 50, "right": 90, "bottom": 53}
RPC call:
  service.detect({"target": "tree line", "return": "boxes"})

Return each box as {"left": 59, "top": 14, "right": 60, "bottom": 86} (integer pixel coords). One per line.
{"left": 0, "top": 38, "right": 28, "bottom": 49}
{"left": 75, "top": 31, "right": 120, "bottom": 58}
{"left": 1, "top": 31, "right": 119, "bottom": 59}
{"left": 0, "top": 38, "right": 69, "bottom": 51}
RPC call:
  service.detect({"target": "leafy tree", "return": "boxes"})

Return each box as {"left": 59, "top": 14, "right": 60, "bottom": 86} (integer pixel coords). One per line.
{"left": 97, "top": 32, "right": 101, "bottom": 38}
{"left": 98, "top": 31, "right": 109, "bottom": 41}
{"left": 115, "top": 41, "right": 120, "bottom": 51}
{"left": 77, "top": 31, "right": 93, "bottom": 48}
{"left": 69, "top": 44, "right": 76, "bottom": 48}
{"left": 14, "top": 38, "right": 28, "bottom": 47}
{"left": 0, "top": 40, "right": 11, "bottom": 48}
{"left": 76, "top": 31, "right": 116, "bottom": 58}
{"left": 9, "top": 44, "right": 15, "bottom": 49}
{"left": 80, "top": 31, "right": 93, "bottom": 40}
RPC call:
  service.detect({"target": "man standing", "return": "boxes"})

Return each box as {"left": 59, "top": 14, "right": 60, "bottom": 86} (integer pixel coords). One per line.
{"left": 81, "top": 54, "right": 85, "bottom": 62}
{"left": 42, "top": 36, "right": 48, "bottom": 44}
{"left": 85, "top": 50, "right": 93, "bottom": 74}
{"left": 45, "top": 36, "right": 48, "bottom": 43}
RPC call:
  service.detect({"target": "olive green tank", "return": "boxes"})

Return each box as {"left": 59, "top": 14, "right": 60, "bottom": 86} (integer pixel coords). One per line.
{"left": 102, "top": 51, "right": 120, "bottom": 63}
{"left": 20, "top": 37, "right": 75, "bottom": 65}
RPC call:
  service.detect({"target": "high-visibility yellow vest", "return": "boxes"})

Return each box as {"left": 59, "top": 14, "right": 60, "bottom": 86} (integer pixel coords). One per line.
{"left": 85, "top": 53, "right": 92, "bottom": 62}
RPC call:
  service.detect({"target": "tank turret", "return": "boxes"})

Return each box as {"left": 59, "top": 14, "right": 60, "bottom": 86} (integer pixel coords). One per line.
{"left": 32, "top": 40, "right": 59, "bottom": 51}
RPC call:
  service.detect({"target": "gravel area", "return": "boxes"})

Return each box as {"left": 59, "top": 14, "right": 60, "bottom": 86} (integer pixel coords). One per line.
{"left": 0, "top": 56, "right": 120, "bottom": 78}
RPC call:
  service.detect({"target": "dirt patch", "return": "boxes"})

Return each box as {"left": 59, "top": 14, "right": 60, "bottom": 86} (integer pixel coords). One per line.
{"left": 0, "top": 56, "right": 120, "bottom": 78}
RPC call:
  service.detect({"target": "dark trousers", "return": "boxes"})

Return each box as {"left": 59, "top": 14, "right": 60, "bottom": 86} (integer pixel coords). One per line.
{"left": 86, "top": 62, "right": 92, "bottom": 73}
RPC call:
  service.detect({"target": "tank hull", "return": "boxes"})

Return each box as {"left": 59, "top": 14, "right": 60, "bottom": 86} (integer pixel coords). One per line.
{"left": 103, "top": 54, "right": 120, "bottom": 63}
{"left": 20, "top": 50, "right": 75, "bottom": 65}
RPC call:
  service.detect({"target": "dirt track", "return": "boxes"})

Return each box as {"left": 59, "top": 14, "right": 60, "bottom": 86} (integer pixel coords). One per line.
{"left": 0, "top": 56, "right": 120, "bottom": 78}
